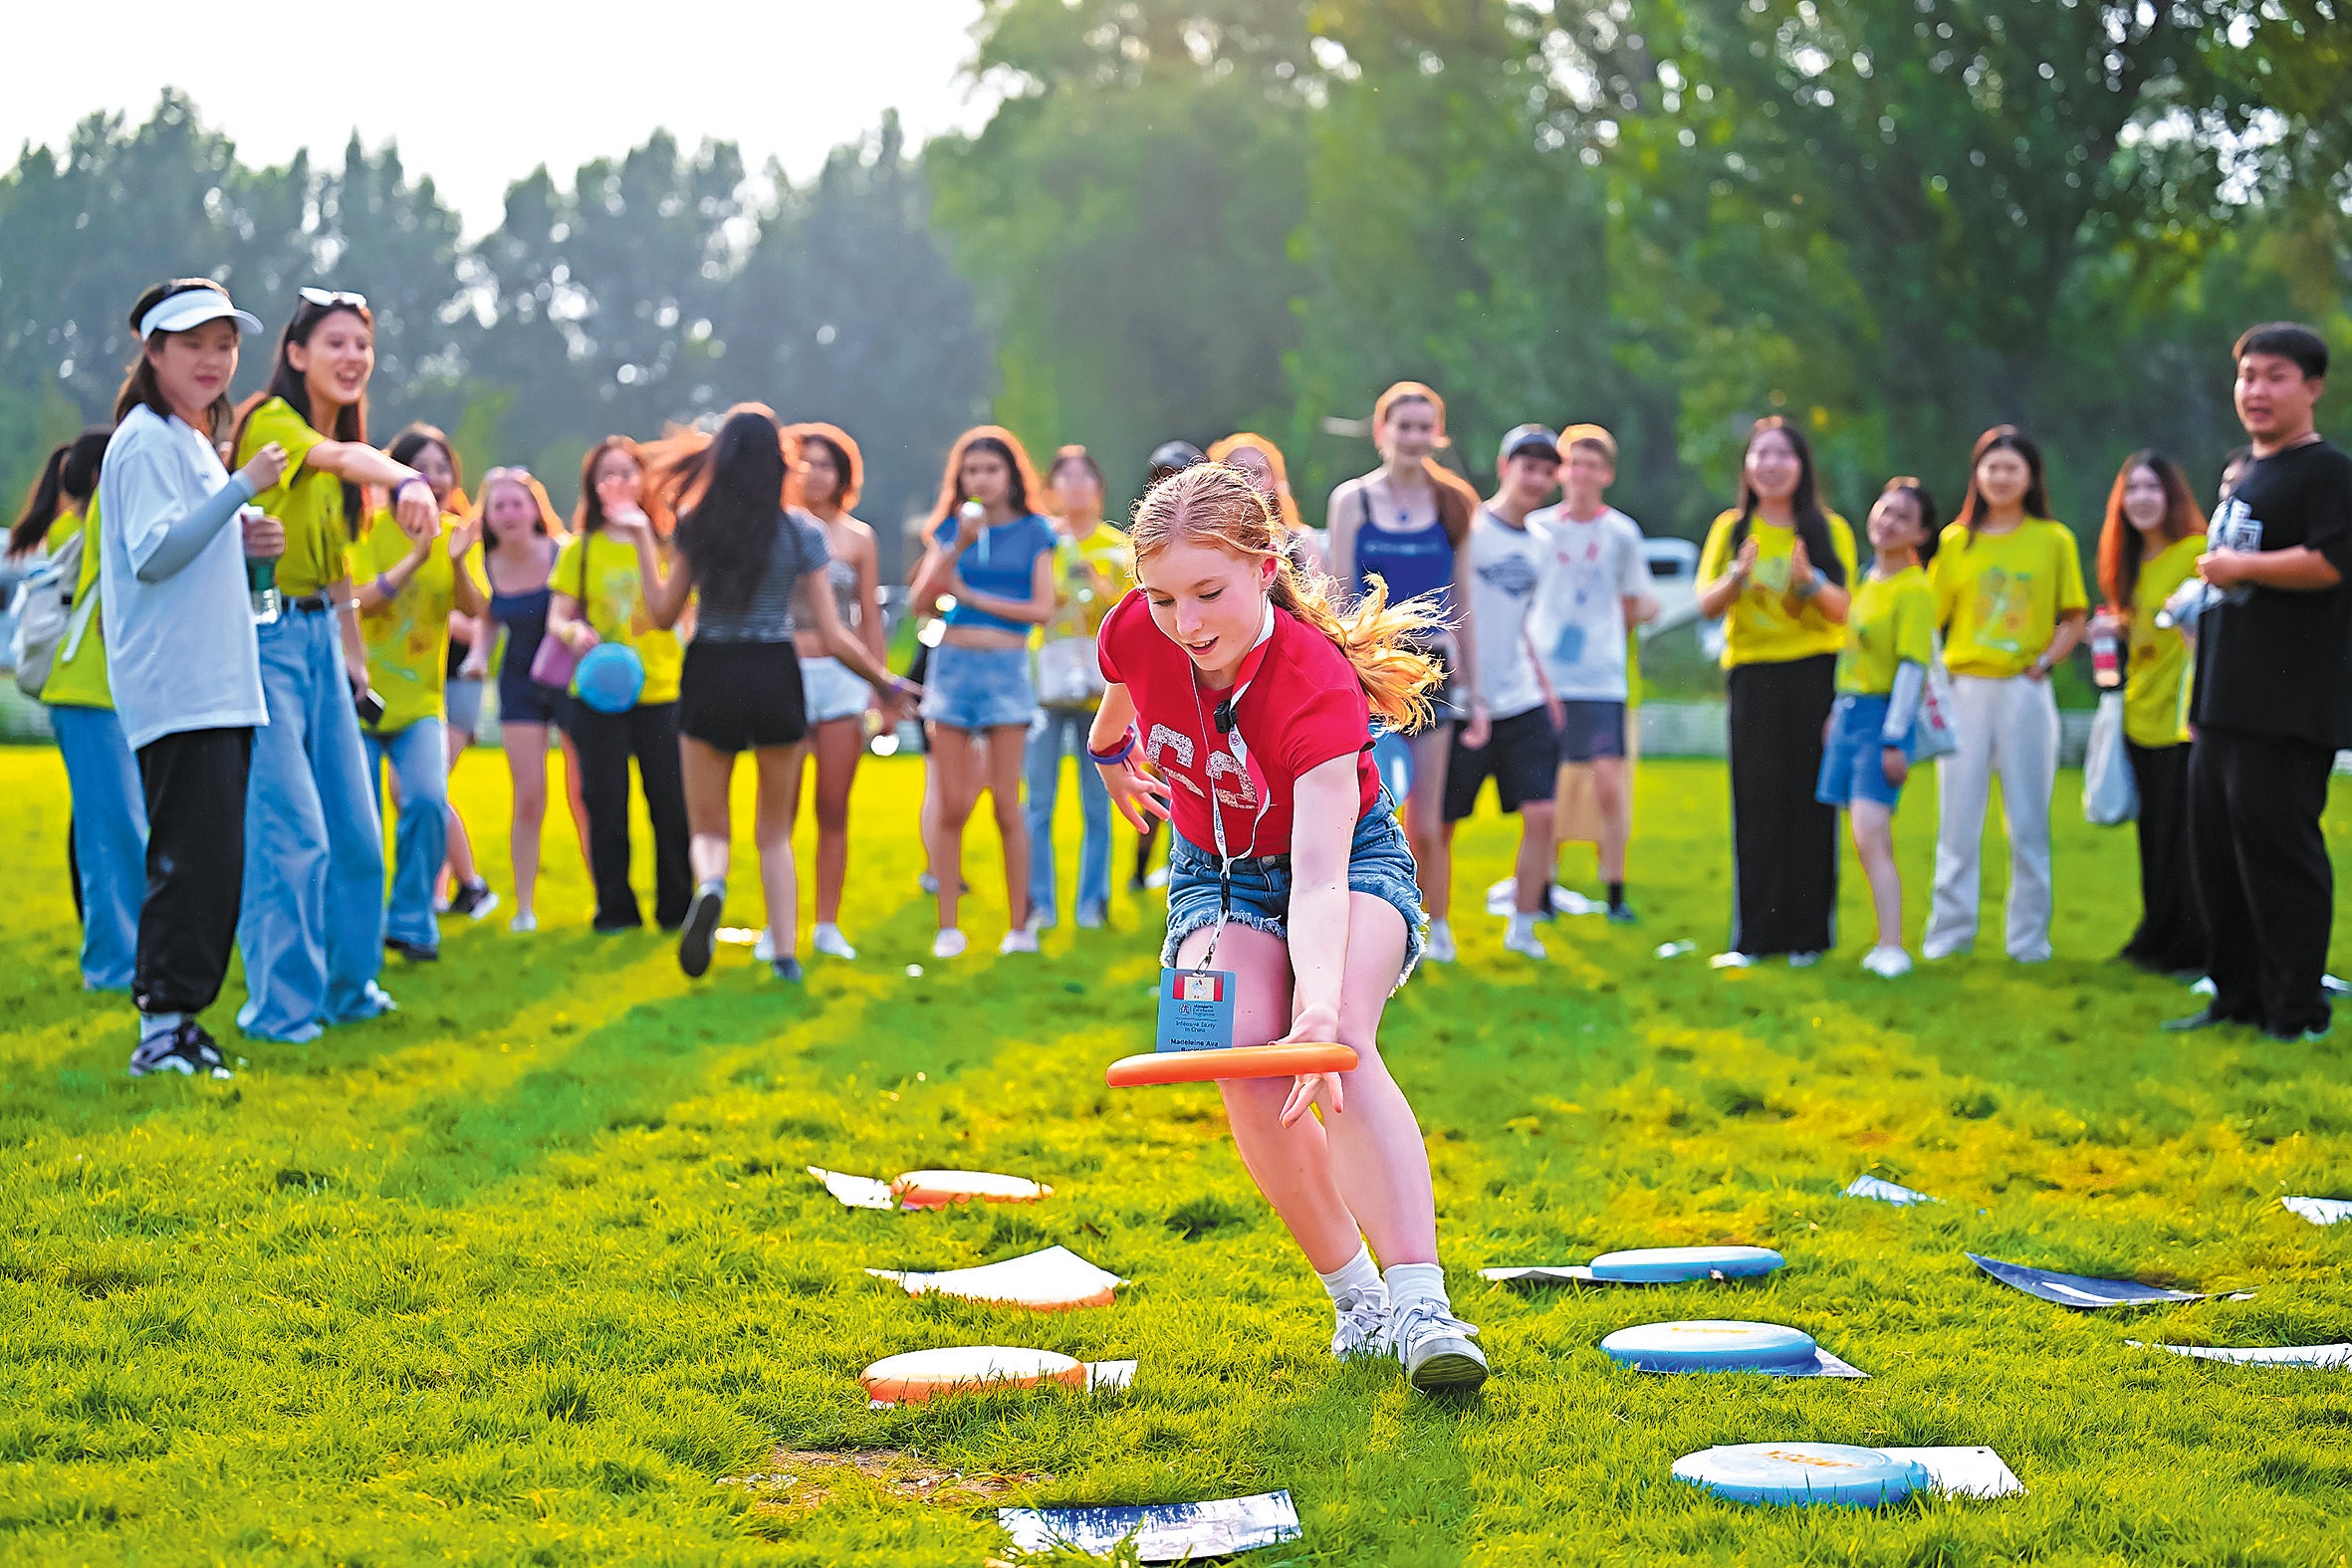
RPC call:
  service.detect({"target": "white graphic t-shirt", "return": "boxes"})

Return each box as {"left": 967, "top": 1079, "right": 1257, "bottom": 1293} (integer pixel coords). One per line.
{"left": 1526, "top": 505, "right": 1650, "bottom": 702}
{"left": 1463, "top": 507, "right": 1549, "bottom": 720}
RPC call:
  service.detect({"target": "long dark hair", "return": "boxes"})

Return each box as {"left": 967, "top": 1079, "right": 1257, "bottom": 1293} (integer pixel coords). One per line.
{"left": 385, "top": 423, "right": 459, "bottom": 490}
{"left": 1875, "top": 476, "right": 1942, "bottom": 570}
{"left": 657, "top": 405, "right": 800, "bottom": 619}
{"left": 234, "top": 294, "right": 375, "bottom": 527}
{"left": 2096, "top": 450, "right": 2206, "bottom": 611}
{"left": 9, "top": 427, "right": 112, "bottom": 560}
{"left": 1954, "top": 425, "right": 2052, "bottom": 542}
{"left": 1728, "top": 416, "right": 1845, "bottom": 587}
{"left": 574, "top": 436, "right": 669, "bottom": 541}
{"left": 114, "top": 280, "right": 238, "bottom": 439}
{"left": 924, "top": 426, "right": 1043, "bottom": 542}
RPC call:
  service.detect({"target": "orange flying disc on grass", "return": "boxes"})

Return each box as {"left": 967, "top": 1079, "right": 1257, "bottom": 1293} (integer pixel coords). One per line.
{"left": 1105, "top": 1042, "right": 1358, "bottom": 1087}
{"left": 891, "top": 1170, "right": 1053, "bottom": 1210}
{"left": 860, "top": 1347, "right": 1088, "bottom": 1405}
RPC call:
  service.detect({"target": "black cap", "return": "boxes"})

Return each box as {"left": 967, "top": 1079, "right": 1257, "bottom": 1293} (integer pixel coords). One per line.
{"left": 1498, "top": 423, "right": 1560, "bottom": 467}
{"left": 1147, "top": 441, "right": 1207, "bottom": 483}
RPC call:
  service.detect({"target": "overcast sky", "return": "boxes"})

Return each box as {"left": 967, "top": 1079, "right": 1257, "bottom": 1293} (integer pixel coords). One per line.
{"left": 5, "top": 0, "right": 994, "bottom": 234}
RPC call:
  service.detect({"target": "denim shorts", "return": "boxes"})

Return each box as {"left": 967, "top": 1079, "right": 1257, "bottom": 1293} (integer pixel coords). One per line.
{"left": 920, "top": 643, "right": 1038, "bottom": 732}
{"left": 444, "top": 676, "right": 485, "bottom": 737}
{"left": 1816, "top": 692, "right": 1909, "bottom": 811}
{"left": 1161, "top": 789, "right": 1427, "bottom": 989}
{"left": 801, "top": 654, "right": 870, "bottom": 727}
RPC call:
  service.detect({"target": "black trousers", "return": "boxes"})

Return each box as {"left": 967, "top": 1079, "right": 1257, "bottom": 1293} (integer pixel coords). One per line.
{"left": 570, "top": 699, "right": 691, "bottom": 929}
{"left": 1728, "top": 654, "right": 1838, "bottom": 957}
{"left": 132, "top": 727, "right": 252, "bottom": 1017}
{"left": 2120, "top": 741, "right": 2207, "bottom": 975}
{"left": 2189, "top": 724, "right": 2334, "bottom": 1036}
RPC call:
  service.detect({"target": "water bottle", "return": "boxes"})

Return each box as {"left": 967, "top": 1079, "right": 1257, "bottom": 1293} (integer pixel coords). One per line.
{"left": 2090, "top": 613, "right": 2121, "bottom": 689}
{"left": 2155, "top": 579, "right": 2215, "bottom": 632}
{"left": 960, "top": 499, "right": 988, "bottom": 566}
{"left": 242, "top": 506, "right": 280, "bottom": 625}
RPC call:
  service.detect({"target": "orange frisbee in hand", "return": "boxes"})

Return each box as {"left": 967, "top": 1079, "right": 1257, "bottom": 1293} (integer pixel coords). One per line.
{"left": 1105, "top": 1041, "right": 1358, "bottom": 1087}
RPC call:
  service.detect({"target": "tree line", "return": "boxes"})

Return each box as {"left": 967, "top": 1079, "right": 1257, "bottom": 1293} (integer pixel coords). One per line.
{"left": 2, "top": 0, "right": 2346, "bottom": 573}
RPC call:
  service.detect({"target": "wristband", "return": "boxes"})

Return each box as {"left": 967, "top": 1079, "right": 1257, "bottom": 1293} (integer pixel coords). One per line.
{"left": 1087, "top": 727, "right": 1138, "bottom": 766}
{"left": 390, "top": 476, "right": 424, "bottom": 506}
{"left": 373, "top": 573, "right": 395, "bottom": 601}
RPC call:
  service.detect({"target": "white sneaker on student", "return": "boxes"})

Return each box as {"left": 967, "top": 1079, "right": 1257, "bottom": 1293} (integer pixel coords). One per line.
{"left": 812, "top": 923, "right": 856, "bottom": 960}
{"left": 931, "top": 928, "right": 968, "bottom": 960}
{"left": 1424, "top": 920, "right": 1457, "bottom": 964}
{"left": 1502, "top": 914, "right": 1547, "bottom": 961}
{"left": 508, "top": 912, "right": 538, "bottom": 934}
{"left": 754, "top": 930, "right": 776, "bottom": 963}
{"left": 1330, "top": 1287, "right": 1392, "bottom": 1361}
{"left": 1787, "top": 950, "right": 1823, "bottom": 969}
{"left": 1709, "top": 950, "right": 1756, "bottom": 970}
{"left": 1390, "top": 1298, "right": 1488, "bottom": 1393}
{"left": 1861, "top": 945, "right": 1914, "bottom": 979}
{"left": 999, "top": 926, "right": 1040, "bottom": 955}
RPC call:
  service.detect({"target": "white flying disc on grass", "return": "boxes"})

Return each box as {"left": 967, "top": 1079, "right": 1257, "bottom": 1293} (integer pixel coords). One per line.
{"left": 1602, "top": 1319, "right": 1818, "bottom": 1373}
{"left": 1845, "top": 1174, "right": 1938, "bottom": 1206}
{"left": 861, "top": 1347, "right": 1086, "bottom": 1404}
{"left": 2133, "top": 1340, "right": 2352, "bottom": 1369}
{"left": 1000, "top": 1490, "right": 1300, "bottom": 1560}
{"left": 1590, "top": 1245, "right": 1784, "bottom": 1282}
{"left": 2283, "top": 1196, "right": 2352, "bottom": 1226}
{"left": 1673, "top": 1443, "right": 1927, "bottom": 1508}
{"left": 892, "top": 1170, "right": 1053, "bottom": 1209}
{"left": 868, "top": 1245, "right": 1124, "bottom": 1310}
{"left": 1967, "top": 1252, "right": 2252, "bottom": 1309}
{"left": 1483, "top": 1244, "right": 1782, "bottom": 1288}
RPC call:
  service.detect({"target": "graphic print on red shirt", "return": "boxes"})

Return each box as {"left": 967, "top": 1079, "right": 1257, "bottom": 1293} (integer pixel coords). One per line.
{"left": 1096, "top": 591, "right": 1380, "bottom": 857}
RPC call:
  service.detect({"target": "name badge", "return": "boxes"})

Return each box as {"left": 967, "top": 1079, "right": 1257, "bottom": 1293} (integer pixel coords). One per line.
{"left": 1155, "top": 968, "right": 1237, "bottom": 1053}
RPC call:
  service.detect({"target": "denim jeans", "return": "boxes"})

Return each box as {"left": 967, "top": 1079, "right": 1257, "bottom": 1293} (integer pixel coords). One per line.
{"left": 237, "top": 607, "right": 388, "bottom": 1041}
{"left": 364, "top": 717, "right": 450, "bottom": 951}
{"left": 1025, "top": 707, "right": 1111, "bottom": 920}
{"left": 50, "top": 703, "right": 147, "bottom": 991}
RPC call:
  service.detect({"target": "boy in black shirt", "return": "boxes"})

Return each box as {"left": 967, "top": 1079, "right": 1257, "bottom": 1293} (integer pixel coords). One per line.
{"left": 2169, "top": 323, "right": 2352, "bottom": 1041}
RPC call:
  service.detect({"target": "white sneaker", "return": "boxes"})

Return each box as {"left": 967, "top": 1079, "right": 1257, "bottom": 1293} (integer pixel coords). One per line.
{"left": 1787, "top": 950, "right": 1823, "bottom": 969}
{"left": 1391, "top": 1299, "right": 1488, "bottom": 1393}
{"left": 931, "top": 928, "right": 967, "bottom": 960}
{"left": 1330, "top": 1286, "right": 1392, "bottom": 1361}
{"left": 1709, "top": 950, "right": 1755, "bottom": 970}
{"left": 1143, "top": 866, "right": 1169, "bottom": 890}
{"left": 813, "top": 923, "right": 856, "bottom": 960}
{"left": 999, "top": 926, "right": 1040, "bottom": 955}
{"left": 1502, "top": 916, "right": 1547, "bottom": 961}
{"left": 1423, "top": 920, "right": 1457, "bottom": 964}
{"left": 753, "top": 930, "right": 777, "bottom": 963}
{"left": 1862, "top": 945, "right": 1914, "bottom": 979}
{"left": 508, "top": 912, "right": 538, "bottom": 934}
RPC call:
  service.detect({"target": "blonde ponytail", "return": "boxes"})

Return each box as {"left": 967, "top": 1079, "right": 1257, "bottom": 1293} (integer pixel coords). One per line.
{"left": 1130, "top": 463, "right": 1446, "bottom": 731}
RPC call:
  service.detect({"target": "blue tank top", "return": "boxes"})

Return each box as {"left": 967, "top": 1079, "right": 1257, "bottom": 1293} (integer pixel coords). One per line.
{"left": 1350, "top": 485, "right": 1453, "bottom": 608}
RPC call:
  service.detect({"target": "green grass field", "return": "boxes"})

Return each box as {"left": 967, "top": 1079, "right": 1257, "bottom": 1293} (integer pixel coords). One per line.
{"left": 6, "top": 745, "right": 2352, "bottom": 1566}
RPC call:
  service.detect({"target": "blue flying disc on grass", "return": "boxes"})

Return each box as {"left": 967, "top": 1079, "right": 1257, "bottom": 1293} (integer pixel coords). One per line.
{"left": 1673, "top": 1443, "right": 1927, "bottom": 1508}
{"left": 1589, "top": 1245, "right": 1784, "bottom": 1283}
{"left": 1602, "top": 1319, "right": 1818, "bottom": 1372}
{"left": 575, "top": 643, "right": 647, "bottom": 714}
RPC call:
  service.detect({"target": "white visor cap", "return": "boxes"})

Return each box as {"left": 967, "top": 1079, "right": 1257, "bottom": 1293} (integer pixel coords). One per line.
{"left": 139, "top": 290, "right": 264, "bottom": 341}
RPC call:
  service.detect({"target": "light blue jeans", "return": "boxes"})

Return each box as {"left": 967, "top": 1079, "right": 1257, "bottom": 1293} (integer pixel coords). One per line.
{"left": 237, "top": 607, "right": 388, "bottom": 1041}
{"left": 364, "top": 717, "right": 449, "bottom": 951}
{"left": 50, "top": 703, "right": 147, "bottom": 992}
{"left": 1025, "top": 707, "right": 1111, "bottom": 922}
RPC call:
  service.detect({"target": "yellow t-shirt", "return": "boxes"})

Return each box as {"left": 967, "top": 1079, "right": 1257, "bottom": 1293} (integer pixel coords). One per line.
{"left": 1931, "top": 518, "right": 2088, "bottom": 679}
{"left": 1837, "top": 564, "right": 1937, "bottom": 697}
{"left": 235, "top": 396, "right": 351, "bottom": 598}
{"left": 1040, "top": 524, "right": 1134, "bottom": 643}
{"left": 351, "top": 508, "right": 472, "bottom": 733}
{"left": 553, "top": 530, "right": 684, "bottom": 707}
{"left": 39, "top": 503, "right": 113, "bottom": 711}
{"left": 2126, "top": 534, "right": 2203, "bottom": 748}
{"left": 1697, "top": 510, "right": 1859, "bottom": 667}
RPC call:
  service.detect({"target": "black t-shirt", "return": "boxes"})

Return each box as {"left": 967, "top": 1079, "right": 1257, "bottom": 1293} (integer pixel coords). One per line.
{"left": 2193, "top": 439, "right": 2352, "bottom": 746}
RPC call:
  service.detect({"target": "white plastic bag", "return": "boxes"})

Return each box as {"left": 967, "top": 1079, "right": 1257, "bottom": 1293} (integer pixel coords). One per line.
{"left": 2082, "top": 690, "right": 2137, "bottom": 826}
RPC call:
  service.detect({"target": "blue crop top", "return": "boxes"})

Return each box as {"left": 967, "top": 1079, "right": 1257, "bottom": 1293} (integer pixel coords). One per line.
{"left": 1350, "top": 485, "right": 1454, "bottom": 609}
{"left": 939, "top": 510, "right": 1058, "bottom": 633}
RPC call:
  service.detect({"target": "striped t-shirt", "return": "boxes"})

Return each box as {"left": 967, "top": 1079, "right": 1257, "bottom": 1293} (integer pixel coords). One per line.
{"left": 691, "top": 510, "right": 832, "bottom": 643}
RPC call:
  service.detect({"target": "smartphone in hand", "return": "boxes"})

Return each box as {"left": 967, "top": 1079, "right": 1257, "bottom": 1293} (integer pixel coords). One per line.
{"left": 354, "top": 688, "right": 386, "bottom": 728}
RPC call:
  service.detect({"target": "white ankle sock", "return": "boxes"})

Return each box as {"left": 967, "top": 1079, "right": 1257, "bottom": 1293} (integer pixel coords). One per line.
{"left": 1383, "top": 1261, "right": 1449, "bottom": 1314}
{"left": 1507, "top": 912, "right": 1535, "bottom": 942}
{"left": 139, "top": 1010, "right": 183, "bottom": 1044}
{"left": 1317, "top": 1244, "right": 1385, "bottom": 1304}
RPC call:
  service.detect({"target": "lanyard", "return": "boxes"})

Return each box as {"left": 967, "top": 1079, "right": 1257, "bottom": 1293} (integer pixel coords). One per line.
{"left": 1188, "top": 598, "right": 1277, "bottom": 971}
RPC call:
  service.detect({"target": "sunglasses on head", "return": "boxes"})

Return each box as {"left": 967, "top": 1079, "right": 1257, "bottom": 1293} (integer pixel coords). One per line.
{"left": 297, "top": 287, "right": 368, "bottom": 311}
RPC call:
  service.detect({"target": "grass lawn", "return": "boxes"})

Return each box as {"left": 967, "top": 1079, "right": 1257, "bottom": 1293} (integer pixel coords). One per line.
{"left": 5, "top": 745, "right": 2352, "bottom": 1565}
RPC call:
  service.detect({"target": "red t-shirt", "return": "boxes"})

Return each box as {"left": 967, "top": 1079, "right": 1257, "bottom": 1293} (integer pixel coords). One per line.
{"left": 1096, "top": 592, "right": 1380, "bottom": 856}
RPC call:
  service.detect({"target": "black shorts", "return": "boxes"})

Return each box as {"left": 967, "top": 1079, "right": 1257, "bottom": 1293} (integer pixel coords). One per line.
{"left": 679, "top": 639, "right": 808, "bottom": 754}
{"left": 1443, "top": 706, "right": 1558, "bottom": 821}
{"left": 499, "top": 672, "right": 570, "bottom": 728}
{"left": 1556, "top": 700, "right": 1627, "bottom": 764}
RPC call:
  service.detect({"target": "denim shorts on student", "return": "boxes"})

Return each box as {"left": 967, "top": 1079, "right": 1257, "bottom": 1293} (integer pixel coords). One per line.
{"left": 1815, "top": 692, "right": 1911, "bottom": 811}
{"left": 919, "top": 643, "right": 1039, "bottom": 732}
{"left": 1161, "top": 788, "right": 1427, "bottom": 989}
